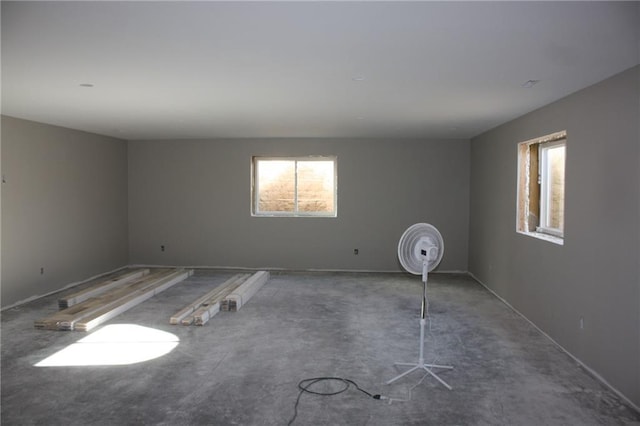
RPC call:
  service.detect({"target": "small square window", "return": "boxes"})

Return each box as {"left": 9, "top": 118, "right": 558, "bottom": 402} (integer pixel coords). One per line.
{"left": 517, "top": 131, "right": 566, "bottom": 243}
{"left": 252, "top": 156, "right": 337, "bottom": 217}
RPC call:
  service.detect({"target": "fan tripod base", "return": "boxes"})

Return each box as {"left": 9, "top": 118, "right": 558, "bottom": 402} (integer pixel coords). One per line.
{"left": 386, "top": 319, "right": 454, "bottom": 390}
{"left": 387, "top": 362, "right": 453, "bottom": 390}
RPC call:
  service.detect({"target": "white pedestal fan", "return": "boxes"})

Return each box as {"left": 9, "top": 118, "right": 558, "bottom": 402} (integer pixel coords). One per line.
{"left": 387, "top": 223, "right": 454, "bottom": 390}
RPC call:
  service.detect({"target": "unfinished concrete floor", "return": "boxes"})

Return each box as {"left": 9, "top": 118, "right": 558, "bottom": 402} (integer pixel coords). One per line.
{"left": 2, "top": 271, "right": 639, "bottom": 425}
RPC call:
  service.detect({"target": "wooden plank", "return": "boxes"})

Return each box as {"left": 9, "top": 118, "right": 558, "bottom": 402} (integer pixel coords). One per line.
{"left": 190, "top": 274, "right": 248, "bottom": 325}
{"left": 169, "top": 274, "right": 249, "bottom": 325}
{"left": 35, "top": 269, "right": 171, "bottom": 330}
{"left": 74, "top": 269, "right": 192, "bottom": 331}
{"left": 35, "top": 269, "right": 170, "bottom": 330}
{"left": 193, "top": 302, "right": 221, "bottom": 326}
{"left": 180, "top": 314, "right": 196, "bottom": 326}
{"left": 180, "top": 274, "right": 249, "bottom": 326}
{"left": 180, "top": 274, "right": 248, "bottom": 326}
{"left": 58, "top": 269, "right": 150, "bottom": 309}
{"left": 74, "top": 269, "right": 193, "bottom": 332}
{"left": 223, "top": 271, "right": 269, "bottom": 312}
{"left": 221, "top": 270, "right": 269, "bottom": 311}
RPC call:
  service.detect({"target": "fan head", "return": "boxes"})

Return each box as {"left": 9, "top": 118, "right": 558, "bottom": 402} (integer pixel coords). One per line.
{"left": 397, "top": 223, "right": 444, "bottom": 275}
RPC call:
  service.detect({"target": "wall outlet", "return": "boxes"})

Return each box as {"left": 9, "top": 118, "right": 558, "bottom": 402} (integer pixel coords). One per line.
{"left": 40, "top": 267, "right": 44, "bottom": 275}
{"left": 161, "top": 245, "right": 165, "bottom": 252}
{"left": 579, "top": 317, "right": 584, "bottom": 330}
{"left": 353, "top": 248, "right": 359, "bottom": 255}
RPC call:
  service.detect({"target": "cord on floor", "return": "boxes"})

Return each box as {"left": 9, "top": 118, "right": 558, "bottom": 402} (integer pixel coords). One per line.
{"left": 287, "top": 377, "right": 385, "bottom": 425}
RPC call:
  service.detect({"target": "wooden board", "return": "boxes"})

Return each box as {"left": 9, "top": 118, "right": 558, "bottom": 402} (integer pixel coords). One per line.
{"left": 35, "top": 269, "right": 171, "bottom": 330}
{"left": 190, "top": 274, "right": 249, "bottom": 325}
{"left": 58, "top": 269, "right": 150, "bottom": 309}
{"left": 35, "top": 269, "right": 190, "bottom": 331}
{"left": 222, "top": 271, "right": 269, "bottom": 312}
{"left": 193, "top": 302, "right": 221, "bottom": 326}
{"left": 74, "top": 269, "right": 193, "bottom": 332}
{"left": 169, "top": 274, "right": 249, "bottom": 325}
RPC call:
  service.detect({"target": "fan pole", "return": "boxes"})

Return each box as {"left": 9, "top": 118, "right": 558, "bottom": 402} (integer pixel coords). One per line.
{"left": 387, "top": 257, "right": 454, "bottom": 390}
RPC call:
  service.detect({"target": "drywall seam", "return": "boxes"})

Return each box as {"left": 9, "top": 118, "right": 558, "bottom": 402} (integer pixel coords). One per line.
{"left": 0, "top": 265, "right": 129, "bottom": 312}
{"left": 468, "top": 271, "right": 640, "bottom": 414}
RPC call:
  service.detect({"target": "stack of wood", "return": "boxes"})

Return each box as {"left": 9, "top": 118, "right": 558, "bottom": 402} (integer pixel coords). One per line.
{"left": 221, "top": 270, "right": 270, "bottom": 312}
{"left": 57, "top": 269, "right": 151, "bottom": 309}
{"left": 35, "top": 268, "right": 193, "bottom": 332}
{"left": 171, "top": 270, "right": 269, "bottom": 326}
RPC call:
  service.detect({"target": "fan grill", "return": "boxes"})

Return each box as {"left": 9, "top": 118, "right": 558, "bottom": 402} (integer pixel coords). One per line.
{"left": 397, "top": 223, "right": 444, "bottom": 275}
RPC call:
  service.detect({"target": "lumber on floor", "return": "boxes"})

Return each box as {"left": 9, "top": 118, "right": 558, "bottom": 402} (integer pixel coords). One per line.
{"left": 222, "top": 271, "right": 270, "bottom": 312}
{"left": 75, "top": 269, "right": 193, "bottom": 332}
{"left": 35, "top": 269, "right": 170, "bottom": 331}
{"left": 192, "top": 274, "right": 250, "bottom": 326}
{"left": 58, "top": 269, "right": 150, "bottom": 309}
{"left": 193, "top": 303, "right": 220, "bottom": 326}
{"left": 35, "top": 269, "right": 192, "bottom": 331}
{"left": 174, "top": 274, "right": 249, "bottom": 325}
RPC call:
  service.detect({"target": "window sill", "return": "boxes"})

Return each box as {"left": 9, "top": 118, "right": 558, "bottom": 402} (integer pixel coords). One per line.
{"left": 517, "top": 230, "right": 564, "bottom": 246}
{"left": 252, "top": 214, "right": 337, "bottom": 218}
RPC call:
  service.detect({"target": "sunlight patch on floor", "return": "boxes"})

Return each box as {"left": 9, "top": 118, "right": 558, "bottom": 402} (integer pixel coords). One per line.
{"left": 35, "top": 324, "right": 179, "bottom": 367}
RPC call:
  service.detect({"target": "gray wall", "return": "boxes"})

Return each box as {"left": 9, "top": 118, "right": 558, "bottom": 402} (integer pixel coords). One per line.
{"left": 1, "top": 116, "right": 129, "bottom": 307}
{"left": 468, "top": 66, "right": 640, "bottom": 406}
{"left": 128, "top": 138, "right": 470, "bottom": 272}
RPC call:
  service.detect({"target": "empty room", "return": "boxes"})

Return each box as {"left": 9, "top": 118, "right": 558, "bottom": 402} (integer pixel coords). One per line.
{"left": 1, "top": 1, "right": 639, "bottom": 425}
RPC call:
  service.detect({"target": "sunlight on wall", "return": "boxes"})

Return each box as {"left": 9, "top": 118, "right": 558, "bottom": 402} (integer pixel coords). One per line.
{"left": 34, "top": 324, "right": 179, "bottom": 367}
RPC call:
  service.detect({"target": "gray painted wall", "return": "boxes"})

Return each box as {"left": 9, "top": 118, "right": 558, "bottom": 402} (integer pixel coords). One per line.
{"left": 4, "top": 65, "right": 636, "bottom": 408}
{"left": 469, "top": 66, "right": 640, "bottom": 406}
{"left": 128, "top": 138, "right": 470, "bottom": 272}
{"left": 1, "top": 116, "right": 129, "bottom": 307}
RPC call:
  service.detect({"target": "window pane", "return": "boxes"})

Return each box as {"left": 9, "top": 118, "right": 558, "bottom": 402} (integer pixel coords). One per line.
{"left": 256, "top": 160, "right": 295, "bottom": 212}
{"left": 545, "top": 145, "right": 565, "bottom": 231}
{"left": 252, "top": 156, "right": 337, "bottom": 217}
{"left": 296, "top": 161, "right": 335, "bottom": 213}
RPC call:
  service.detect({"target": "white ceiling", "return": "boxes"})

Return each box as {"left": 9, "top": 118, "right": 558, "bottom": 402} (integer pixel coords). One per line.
{"left": 2, "top": 1, "right": 639, "bottom": 140}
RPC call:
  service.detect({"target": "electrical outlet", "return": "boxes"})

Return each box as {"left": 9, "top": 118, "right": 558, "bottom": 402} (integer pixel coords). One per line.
{"left": 161, "top": 245, "right": 165, "bottom": 252}
{"left": 353, "top": 248, "right": 359, "bottom": 255}
{"left": 579, "top": 317, "right": 584, "bottom": 330}
{"left": 40, "top": 267, "right": 44, "bottom": 275}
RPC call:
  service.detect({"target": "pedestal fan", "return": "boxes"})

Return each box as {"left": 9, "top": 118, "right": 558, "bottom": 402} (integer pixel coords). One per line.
{"left": 387, "top": 223, "right": 454, "bottom": 390}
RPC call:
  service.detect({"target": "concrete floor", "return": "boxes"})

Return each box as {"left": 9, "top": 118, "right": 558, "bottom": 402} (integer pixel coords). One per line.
{"left": 2, "top": 270, "right": 639, "bottom": 426}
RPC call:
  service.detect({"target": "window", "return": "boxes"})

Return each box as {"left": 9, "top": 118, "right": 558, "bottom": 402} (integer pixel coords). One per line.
{"left": 252, "top": 156, "right": 337, "bottom": 217}
{"left": 517, "top": 131, "right": 566, "bottom": 243}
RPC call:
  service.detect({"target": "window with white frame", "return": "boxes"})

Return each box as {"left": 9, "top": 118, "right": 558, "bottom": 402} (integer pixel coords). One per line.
{"left": 252, "top": 156, "right": 337, "bottom": 217}
{"left": 517, "top": 131, "right": 566, "bottom": 243}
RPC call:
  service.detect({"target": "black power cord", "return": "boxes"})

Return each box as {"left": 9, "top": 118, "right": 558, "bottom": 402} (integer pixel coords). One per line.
{"left": 287, "top": 377, "right": 384, "bottom": 425}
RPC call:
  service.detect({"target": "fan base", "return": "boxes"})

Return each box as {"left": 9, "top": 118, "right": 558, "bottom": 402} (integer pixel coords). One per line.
{"left": 386, "top": 362, "right": 453, "bottom": 390}
{"left": 386, "top": 318, "right": 454, "bottom": 390}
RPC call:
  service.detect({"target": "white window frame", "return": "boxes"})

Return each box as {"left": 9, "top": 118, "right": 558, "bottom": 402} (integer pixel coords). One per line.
{"left": 516, "top": 131, "right": 566, "bottom": 245}
{"left": 252, "top": 156, "right": 337, "bottom": 218}
{"left": 537, "top": 140, "right": 565, "bottom": 238}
